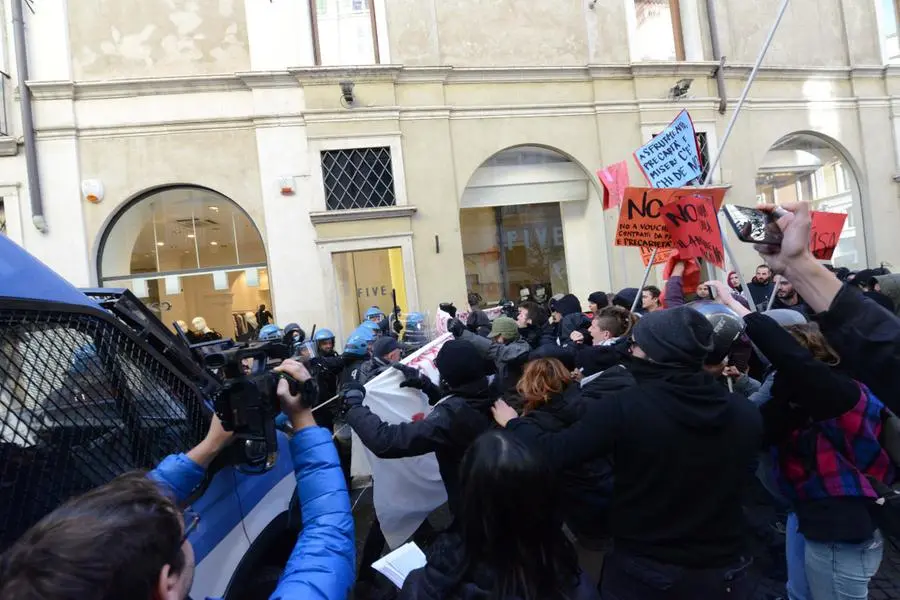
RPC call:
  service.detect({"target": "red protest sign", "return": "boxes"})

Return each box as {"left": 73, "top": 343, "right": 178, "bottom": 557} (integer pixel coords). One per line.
{"left": 615, "top": 186, "right": 729, "bottom": 248}
{"left": 809, "top": 211, "right": 848, "bottom": 260}
{"left": 661, "top": 195, "right": 725, "bottom": 268}
{"left": 597, "top": 161, "right": 630, "bottom": 210}
{"left": 639, "top": 246, "right": 676, "bottom": 266}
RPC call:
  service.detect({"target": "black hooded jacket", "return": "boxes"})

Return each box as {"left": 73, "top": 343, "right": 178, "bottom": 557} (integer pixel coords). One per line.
{"left": 507, "top": 361, "right": 762, "bottom": 568}
{"left": 466, "top": 309, "right": 492, "bottom": 338}
{"left": 345, "top": 379, "right": 496, "bottom": 514}
{"left": 559, "top": 313, "right": 592, "bottom": 348}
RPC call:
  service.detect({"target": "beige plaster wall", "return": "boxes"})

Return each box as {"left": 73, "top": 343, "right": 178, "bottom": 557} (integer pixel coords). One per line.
{"left": 69, "top": 0, "right": 250, "bottom": 80}
{"left": 78, "top": 129, "right": 265, "bottom": 274}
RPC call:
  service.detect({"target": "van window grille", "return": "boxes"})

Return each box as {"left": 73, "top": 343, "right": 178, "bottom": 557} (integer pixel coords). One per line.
{"left": 0, "top": 307, "right": 208, "bottom": 550}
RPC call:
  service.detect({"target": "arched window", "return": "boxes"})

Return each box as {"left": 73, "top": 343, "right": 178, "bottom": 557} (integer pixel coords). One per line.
{"left": 460, "top": 146, "right": 589, "bottom": 304}
{"left": 755, "top": 133, "right": 866, "bottom": 269}
{"left": 98, "top": 186, "right": 272, "bottom": 341}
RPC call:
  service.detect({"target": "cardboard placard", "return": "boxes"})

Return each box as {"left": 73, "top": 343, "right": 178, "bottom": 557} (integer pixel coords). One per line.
{"left": 634, "top": 110, "right": 703, "bottom": 188}
{"left": 661, "top": 195, "right": 725, "bottom": 268}
{"left": 597, "top": 161, "right": 630, "bottom": 210}
{"left": 809, "top": 211, "right": 848, "bottom": 260}
{"left": 639, "top": 246, "right": 676, "bottom": 266}
{"left": 614, "top": 186, "right": 729, "bottom": 248}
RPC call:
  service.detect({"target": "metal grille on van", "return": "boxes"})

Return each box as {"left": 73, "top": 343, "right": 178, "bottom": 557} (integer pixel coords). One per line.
{"left": 0, "top": 307, "right": 208, "bottom": 550}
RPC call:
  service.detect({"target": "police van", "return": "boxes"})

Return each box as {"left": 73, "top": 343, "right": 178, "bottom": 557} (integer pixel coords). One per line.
{"left": 0, "top": 236, "right": 301, "bottom": 600}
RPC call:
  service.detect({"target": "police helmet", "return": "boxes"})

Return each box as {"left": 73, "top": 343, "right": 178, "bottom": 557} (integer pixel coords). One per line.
{"left": 343, "top": 334, "right": 370, "bottom": 358}
{"left": 360, "top": 321, "right": 382, "bottom": 337}
{"left": 365, "top": 306, "right": 384, "bottom": 321}
{"left": 258, "top": 324, "right": 282, "bottom": 341}
{"left": 687, "top": 301, "right": 746, "bottom": 365}
{"left": 352, "top": 324, "right": 377, "bottom": 342}
{"left": 314, "top": 328, "right": 336, "bottom": 342}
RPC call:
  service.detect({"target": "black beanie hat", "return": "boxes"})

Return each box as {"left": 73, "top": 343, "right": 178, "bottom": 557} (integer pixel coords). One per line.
{"left": 555, "top": 294, "right": 582, "bottom": 317}
{"left": 632, "top": 306, "right": 715, "bottom": 367}
{"left": 435, "top": 340, "right": 487, "bottom": 388}
{"left": 612, "top": 288, "right": 639, "bottom": 310}
{"left": 588, "top": 291, "right": 609, "bottom": 310}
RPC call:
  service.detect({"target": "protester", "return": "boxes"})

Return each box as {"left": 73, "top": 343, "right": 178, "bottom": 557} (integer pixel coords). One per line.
{"left": 588, "top": 291, "right": 609, "bottom": 315}
{"left": 875, "top": 272, "right": 900, "bottom": 316}
{"left": 728, "top": 271, "right": 743, "bottom": 293}
{"left": 851, "top": 269, "right": 896, "bottom": 313}
{"left": 516, "top": 300, "right": 556, "bottom": 350}
{"left": 708, "top": 279, "right": 894, "bottom": 599}
{"left": 494, "top": 305, "right": 760, "bottom": 599}
{"left": 556, "top": 294, "right": 592, "bottom": 349}
{"left": 0, "top": 360, "right": 355, "bottom": 600}
{"left": 342, "top": 339, "right": 495, "bottom": 515}
{"left": 585, "top": 305, "right": 637, "bottom": 347}
{"left": 515, "top": 359, "right": 614, "bottom": 576}
{"left": 611, "top": 287, "right": 640, "bottom": 312}
{"left": 746, "top": 264, "right": 775, "bottom": 307}
{"left": 450, "top": 316, "right": 531, "bottom": 407}
{"left": 770, "top": 274, "right": 811, "bottom": 317}
{"left": 640, "top": 285, "right": 663, "bottom": 312}
{"left": 357, "top": 336, "right": 403, "bottom": 384}
{"left": 399, "top": 430, "right": 598, "bottom": 600}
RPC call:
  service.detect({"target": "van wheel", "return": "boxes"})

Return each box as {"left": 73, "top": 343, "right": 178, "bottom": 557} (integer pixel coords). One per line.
{"left": 236, "top": 566, "right": 282, "bottom": 600}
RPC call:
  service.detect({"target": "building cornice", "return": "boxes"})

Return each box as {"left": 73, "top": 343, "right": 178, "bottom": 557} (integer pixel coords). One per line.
{"left": 23, "top": 63, "right": 895, "bottom": 102}
{"left": 309, "top": 205, "right": 417, "bottom": 225}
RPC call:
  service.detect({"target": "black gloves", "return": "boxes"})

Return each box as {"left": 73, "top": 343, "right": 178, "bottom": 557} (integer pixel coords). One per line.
{"left": 393, "top": 363, "right": 419, "bottom": 380}
{"left": 447, "top": 318, "right": 465, "bottom": 339}
{"left": 393, "top": 318, "right": 404, "bottom": 334}
{"left": 340, "top": 382, "right": 366, "bottom": 408}
{"left": 440, "top": 302, "right": 457, "bottom": 318}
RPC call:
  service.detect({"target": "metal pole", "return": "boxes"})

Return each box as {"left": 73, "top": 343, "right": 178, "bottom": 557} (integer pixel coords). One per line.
{"left": 11, "top": 0, "right": 47, "bottom": 233}
{"left": 704, "top": 0, "right": 791, "bottom": 310}
{"left": 631, "top": 249, "right": 657, "bottom": 312}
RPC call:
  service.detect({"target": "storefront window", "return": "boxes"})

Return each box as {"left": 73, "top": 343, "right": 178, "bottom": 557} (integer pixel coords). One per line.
{"left": 98, "top": 186, "right": 272, "bottom": 341}
{"left": 461, "top": 203, "right": 568, "bottom": 304}
{"left": 755, "top": 133, "right": 866, "bottom": 269}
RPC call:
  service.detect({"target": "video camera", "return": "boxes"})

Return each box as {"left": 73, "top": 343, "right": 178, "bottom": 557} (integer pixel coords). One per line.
{"left": 198, "top": 339, "right": 317, "bottom": 470}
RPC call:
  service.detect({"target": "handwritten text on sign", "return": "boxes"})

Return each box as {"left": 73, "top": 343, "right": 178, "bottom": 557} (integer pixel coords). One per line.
{"left": 640, "top": 246, "right": 677, "bottom": 266}
{"left": 661, "top": 195, "right": 725, "bottom": 268}
{"left": 809, "top": 211, "right": 848, "bottom": 261}
{"left": 614, "top": 186, "right": 729, "bottom": 248}
{"left": 634, "top": 110, "right": 703, "bottom": 188}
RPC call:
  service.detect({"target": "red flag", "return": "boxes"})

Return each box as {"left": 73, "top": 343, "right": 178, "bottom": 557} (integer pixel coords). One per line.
{"left": 660, "top": 194, "right": 725, "bottom": 268}
{"left": 809, "top": 211, "right": 848, "bottom": 260}
{"left": 597, "top": 161, "right": 630, "bottom": 210}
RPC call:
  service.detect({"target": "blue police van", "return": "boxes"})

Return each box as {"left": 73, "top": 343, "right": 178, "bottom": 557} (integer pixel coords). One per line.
{"left": 0, "top": 235, "right": 301, "bottom": 600}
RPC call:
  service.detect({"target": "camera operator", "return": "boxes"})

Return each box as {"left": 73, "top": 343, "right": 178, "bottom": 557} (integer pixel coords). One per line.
{"left": 0, "top": 359, "right": 355, "bottom": 600}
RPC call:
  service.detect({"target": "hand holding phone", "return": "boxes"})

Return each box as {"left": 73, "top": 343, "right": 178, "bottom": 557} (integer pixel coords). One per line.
{"left": 723, "top": 205, "right": 784, "bottom": 246}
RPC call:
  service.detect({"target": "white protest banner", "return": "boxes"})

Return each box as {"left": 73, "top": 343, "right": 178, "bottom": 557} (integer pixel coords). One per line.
{"left": 633, "top": 110, "right": 703, "bottom": 188}
{"left": 351, "top": 333, "right": 452, "bottom": 548}
{"left": 435, "top": 304, "right": 504, "bottom": 337}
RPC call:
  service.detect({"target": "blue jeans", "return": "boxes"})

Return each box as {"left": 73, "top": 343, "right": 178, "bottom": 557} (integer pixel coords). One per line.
{"left": 785, "top": 513, "right": 884, "bottom": 600}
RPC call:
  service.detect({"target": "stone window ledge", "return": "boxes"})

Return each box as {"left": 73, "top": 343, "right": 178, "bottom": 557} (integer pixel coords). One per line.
{"left": 309, "top": 205, "right": 416, "bottom": 225}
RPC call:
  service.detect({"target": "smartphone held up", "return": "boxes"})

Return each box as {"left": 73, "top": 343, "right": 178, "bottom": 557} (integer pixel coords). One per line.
{"left": 723, "top": 205, "right": 784, "bottom": 246}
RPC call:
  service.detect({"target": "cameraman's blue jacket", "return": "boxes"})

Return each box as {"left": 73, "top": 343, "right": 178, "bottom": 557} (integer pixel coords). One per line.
{"left": 150, "top": 427, "right": 355, "bottom": 600}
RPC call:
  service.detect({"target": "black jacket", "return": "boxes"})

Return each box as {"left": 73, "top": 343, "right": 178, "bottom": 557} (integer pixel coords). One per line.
{"left": 559, "top": 313, "right": 592, "bottom": 349}
{"left": 399, "top": 532, "right": 599, "bottom": 600}
{"left": 816, "top": 284, "right": 900, "bottom": 414}
{"left": 744, "top": 312, "right": 876, "bottom": 543}
{"left": 311, "top": 352, "right": 345, "bottom": 429}
{"left": 466, "top": 309, "right": 492, "bottom": 338}
{"left": 342, "top": 356, "right": 368, "bottom": 386}
{"left": 520, "top": 323, "right": 558, "bottom": 350}
{"left": 460, "top": 331, "right": 531, "bottom": 408}
{"left": 522, "top": 387, "right": 614, "bottom": 540}
{"left": 746, "top": 279, "right": 774, "bottom": 307}
{"left": 507, "top": 362, "right": 762, "bottom": 568}
{"left": 357, "top": 356, "right": 392, "bottom": 385}
{"left": 344, "top": 380, "right": 495, "bottom": 514}
{"left": 864, "top": 290, "right": 895, "bottom": 313}
{"left": 770, "top": 296, "right": 811, "bottom": 318}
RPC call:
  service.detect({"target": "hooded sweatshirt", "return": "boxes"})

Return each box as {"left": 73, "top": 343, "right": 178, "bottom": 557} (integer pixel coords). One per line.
{"left": 507, "top": 360, "right": 762, "bottom": 568}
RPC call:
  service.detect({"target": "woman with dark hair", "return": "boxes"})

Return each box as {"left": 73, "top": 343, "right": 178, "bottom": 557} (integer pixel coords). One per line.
{"left": 400, "top": 430, "right": 598, "bottom": 600}
{"left": 708, "top": 279, "right": 894, "bottom": 600}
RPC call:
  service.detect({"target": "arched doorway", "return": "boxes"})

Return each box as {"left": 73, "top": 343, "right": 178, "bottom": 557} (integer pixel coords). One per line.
{"left": 97, "top": 186, "right": 272, "bottom": 341}
{"left": 755, "top": 133, "right": 867, "bottom": 268}
{"left": 459, "top": 145, "right": 590, "bottom": 304}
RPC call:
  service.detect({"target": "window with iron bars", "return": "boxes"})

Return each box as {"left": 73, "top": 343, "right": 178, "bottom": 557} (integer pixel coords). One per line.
{"left": 321, "top": 147, "right": 397, "bottom": 211}
{"left": 649, "top": 131, "right": 710, "bottom": 184}
{"left": 0, "top": 307, "right": 208, "bottom": 551}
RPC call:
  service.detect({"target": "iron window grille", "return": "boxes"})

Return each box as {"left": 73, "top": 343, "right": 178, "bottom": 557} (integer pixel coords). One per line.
{"left": 321, "top": 147, "right": 396, "bottom": 211}
{"left": 0, "top": 305, "right": 208, "bottom": 551}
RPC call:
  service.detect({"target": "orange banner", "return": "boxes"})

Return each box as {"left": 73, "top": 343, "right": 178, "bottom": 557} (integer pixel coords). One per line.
{"left": 615, "top": 186, "right": 729, "bottom": 248}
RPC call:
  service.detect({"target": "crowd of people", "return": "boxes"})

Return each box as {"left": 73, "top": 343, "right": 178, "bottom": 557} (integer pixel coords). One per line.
{"left": 3, "top": 200, "right": 900, "bottom": 600}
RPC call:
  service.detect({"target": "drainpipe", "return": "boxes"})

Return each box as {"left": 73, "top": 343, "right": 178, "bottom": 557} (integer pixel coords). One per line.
{"left": 706, "top": 0, "right": 728, "bottom": 114}
{"left": 11, "top": 0, "right": 47, "bottom": 233}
